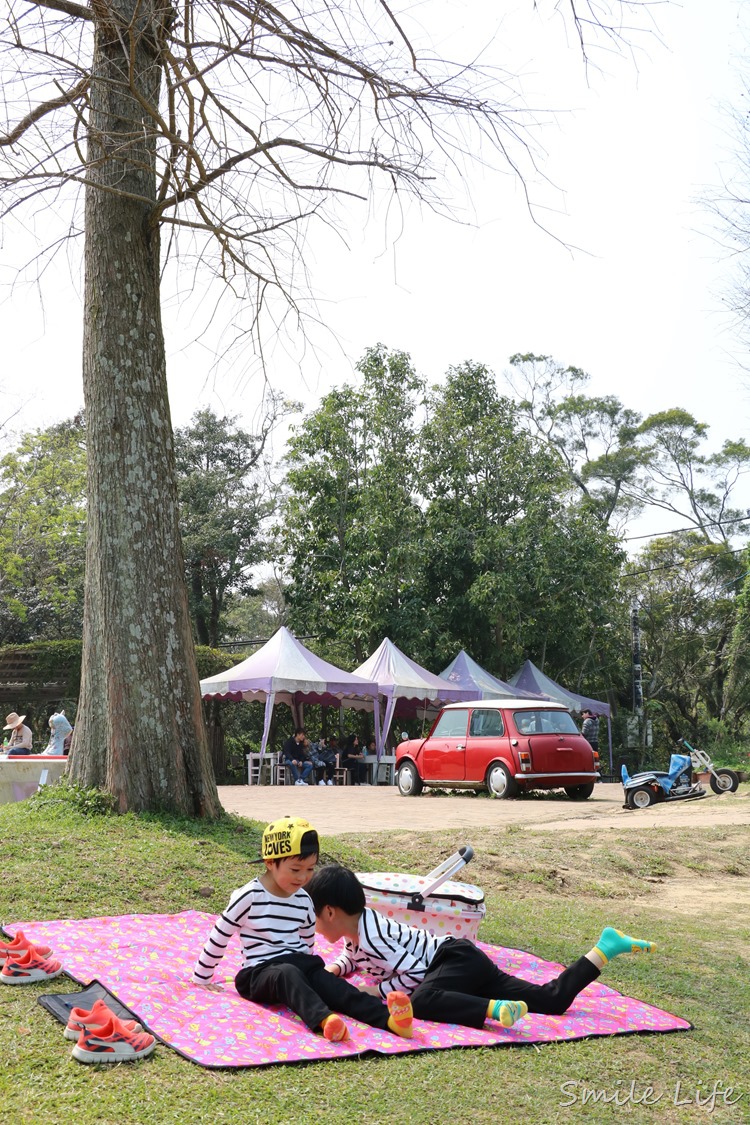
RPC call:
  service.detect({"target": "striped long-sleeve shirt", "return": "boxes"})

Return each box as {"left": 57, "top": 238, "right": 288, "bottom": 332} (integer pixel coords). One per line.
{"left": 330, "top": 908, "right": 450, "bottom": 998}
{"left": 192, "top": 877, "right": 316, "bottom": 984}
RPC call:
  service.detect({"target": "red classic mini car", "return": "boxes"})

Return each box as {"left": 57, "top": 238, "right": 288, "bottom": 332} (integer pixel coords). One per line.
{"left": 396, "top": 699, "right": 600, "bottom": 800}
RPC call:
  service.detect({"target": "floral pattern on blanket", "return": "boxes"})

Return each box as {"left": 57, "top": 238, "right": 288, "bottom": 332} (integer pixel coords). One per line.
{"left": 5, "top": 911, "right": 690, "bottom": 1068}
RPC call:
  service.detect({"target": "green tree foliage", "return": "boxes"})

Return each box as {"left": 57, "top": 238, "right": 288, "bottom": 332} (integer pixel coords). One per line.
{"left": 174, "top": 405, "right": 289, "bottom": 647}
{"left": 282, "top": 346, "right": 424, "bottom": 663}
{"left": 282, "top": 350, "right": 625, "bottom": 699}
{"left": 508, "top": 356, "right": 750, "bottom": 543}
{"left": 0, "top": 415, "right": 87, "bottom": 643}
{"left": 0, "top": 407, "right": 285, "bottom": 652}
{"left": 418, "top": 363, "right": 624, "bottom": 681}
{"left": 631, "top": 410, "right": 750, "bottom": 543}
{"left": 627, "top": 535, "right": 746, "bottom": 740}
{"left": 721, "top": 547, "right": 750, "bottom": 728}
{"left": 506, "top": 353, "right": 649, "bottom": 527}
{"left": 223, "top": 575, "right": 287, "bottom": 645}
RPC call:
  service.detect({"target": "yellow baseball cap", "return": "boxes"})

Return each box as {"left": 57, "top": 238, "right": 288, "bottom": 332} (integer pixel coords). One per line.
{"left": 261, "top": 816, "right": 319, "bottom": 861}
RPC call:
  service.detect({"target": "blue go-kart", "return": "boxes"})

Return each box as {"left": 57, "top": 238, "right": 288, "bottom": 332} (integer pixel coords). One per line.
{"left": 621, "top": 739, "right": 740, "bottom": 810}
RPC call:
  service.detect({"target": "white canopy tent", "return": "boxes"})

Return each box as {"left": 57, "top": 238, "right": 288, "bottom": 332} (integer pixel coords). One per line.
{"left": 352, "top": 638, "right": 474, "bottom": 754}
{"left": 200, "top": 627, "right": 382, "bottom": 759}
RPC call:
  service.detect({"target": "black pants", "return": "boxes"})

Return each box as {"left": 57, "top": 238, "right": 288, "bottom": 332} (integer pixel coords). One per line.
{"left": 410, "top": 938, "right": 600, "bottom": 1029}
{"left": 312, "top": 758, "right": 336, "bottom": 782}
{"left": 345, "top": 761, "right": 368, "bottom": 784}
{"left": 235, "top": 953, "right": 391, "bottom": 1032}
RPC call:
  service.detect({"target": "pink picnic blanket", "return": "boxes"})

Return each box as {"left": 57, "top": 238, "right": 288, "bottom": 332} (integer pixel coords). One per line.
{"left": 6, "top": 911, "right": 690, "bottom": 1068}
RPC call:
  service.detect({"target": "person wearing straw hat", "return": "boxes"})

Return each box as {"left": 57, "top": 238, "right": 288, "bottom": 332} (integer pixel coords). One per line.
{"left": 4, "top": 712, "right": 33, "bottom": 756}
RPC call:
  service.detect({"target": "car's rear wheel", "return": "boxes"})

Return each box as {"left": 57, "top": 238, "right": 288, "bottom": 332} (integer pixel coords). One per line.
{"left": 627, "top": 785, "right": 656, "bottom": 809}
{"left": 397, "top": 761, "right": 424, "bottom": 797}
{"left": 486, "top": 761, "right": 518, "bottom": 799}
{"left": 564, "top": 783, "right": 595, "bottom": 801}
{"left": 710, "top": 768, "right": 740, "bottom": 794}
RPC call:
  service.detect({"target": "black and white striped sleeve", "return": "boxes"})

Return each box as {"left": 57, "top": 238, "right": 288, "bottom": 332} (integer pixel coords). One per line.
{"left": 329, "top": 940, "right": 358, "bottom": 979}
{"left": 359, "top": 910, "right": 432, "bottom": 998}
{"left": 191, "top": 884, "right": 256, "bottom": 984}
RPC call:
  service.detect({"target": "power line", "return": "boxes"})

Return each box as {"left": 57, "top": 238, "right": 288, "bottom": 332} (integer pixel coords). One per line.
{"left": 621, "top": 544, "right": 747, "bottom": 580}
{"left": 623, "top": 512, "right": 750, "bottom": 542}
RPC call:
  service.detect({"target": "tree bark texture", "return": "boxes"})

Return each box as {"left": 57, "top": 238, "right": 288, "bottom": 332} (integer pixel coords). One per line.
{"left": 206, "top": 706, "right": 227, "bottom": 785}
{"left": 68, "top": 0, "right": 221, "bottom": 816}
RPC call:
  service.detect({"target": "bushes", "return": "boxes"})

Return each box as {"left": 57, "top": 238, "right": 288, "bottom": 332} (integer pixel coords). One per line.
{"left": 699, "top": 719, "right": 750, "bottom": 768}
{"left": 27, "top": 776, "right": 118, "bottom": 817}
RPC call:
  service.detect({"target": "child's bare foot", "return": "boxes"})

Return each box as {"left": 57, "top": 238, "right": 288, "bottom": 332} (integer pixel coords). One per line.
{"left": 321, "top": 1013, "right": 350, "bottom": 1041}
{"left": 387, "top": 990, "right": 414, "bottom": 1038}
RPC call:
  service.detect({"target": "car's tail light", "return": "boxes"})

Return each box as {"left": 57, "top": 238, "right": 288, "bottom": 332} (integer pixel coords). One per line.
{"left": 519, "top": 750, "right": 532, "bottom": 772}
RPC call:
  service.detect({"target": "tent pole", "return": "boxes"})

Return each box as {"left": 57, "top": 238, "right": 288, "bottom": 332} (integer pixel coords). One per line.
{"left": 374, "top": 695, "right": 383, "bottom": 760}
{"left": 380, "top": 695, "right": 397, "bottom": 753}
{"left": 259, "top": 691, "right": 276, "bottom": 765}
{"left": 290, "top": 695, "right": 304, "bottom": 730}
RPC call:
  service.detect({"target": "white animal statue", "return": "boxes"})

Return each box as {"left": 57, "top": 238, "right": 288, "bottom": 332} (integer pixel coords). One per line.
{"left": 43, "top": 711, "right": 73, "bottom": 755}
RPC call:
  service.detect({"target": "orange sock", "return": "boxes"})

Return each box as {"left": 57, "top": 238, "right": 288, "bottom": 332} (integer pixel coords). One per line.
{"left": 321, "top": 1013, "right": 350, "bottom": 1042}
{"left": 386, "top": 990, "right": 414, "bottom": 1038}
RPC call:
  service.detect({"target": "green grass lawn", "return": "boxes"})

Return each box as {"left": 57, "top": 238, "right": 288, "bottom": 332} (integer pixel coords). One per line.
{"left": 1, "top": 784, "right": 749, "bottom": 1124}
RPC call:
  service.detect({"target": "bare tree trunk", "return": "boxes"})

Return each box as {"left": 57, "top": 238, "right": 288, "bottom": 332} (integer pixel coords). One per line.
{"left": 68, "top": 0, "right": 221, "bottom": 817}
{"left": 206, "top": 701, "right": 227, "bottom": 784}
{"left": 191, "top": 564, "right": 210, "bottom": 646}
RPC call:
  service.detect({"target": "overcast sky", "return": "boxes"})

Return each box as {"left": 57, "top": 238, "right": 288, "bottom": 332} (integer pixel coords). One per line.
{"left": 2, "top": 0, "right": 748, "bottom": 527}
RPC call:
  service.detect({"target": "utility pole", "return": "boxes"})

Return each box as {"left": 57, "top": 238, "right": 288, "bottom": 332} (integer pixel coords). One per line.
{"left": 631, "top": 603, "right": 644, "bottom": 761}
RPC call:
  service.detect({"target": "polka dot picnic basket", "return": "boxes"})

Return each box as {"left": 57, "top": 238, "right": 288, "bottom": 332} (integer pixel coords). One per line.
{"left": 357, "top": 845, "right": 486, "bottom": 940}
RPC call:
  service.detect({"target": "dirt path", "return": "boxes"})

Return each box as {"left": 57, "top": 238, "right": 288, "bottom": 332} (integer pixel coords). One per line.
{"left": 219, "top": 782, "right": 750, "bottom": 835}
{"left": 658, "top": 876, "right": 750, "bottom": 918}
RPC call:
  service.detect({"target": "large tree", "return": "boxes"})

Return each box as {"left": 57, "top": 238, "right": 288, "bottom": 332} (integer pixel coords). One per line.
{"left": 283, "top": 353, "right": 626, "bottom": 690}
{"left": 1, "top": 1, "right": 653, "bottom": 813}
{"left": 506, "top": 356, "right": 750, "bottom": 544}
{"left": 175, "top": 404, "right": 287, "bottom": 647}
{"left": 418, "top": 362, "right": 624, "bottom": 683}
{"left": 283, "top": 345, "right": 424, "bottom": 664}
{"left": 625, "top": 535, "right": 745, "bottom": 741}
{"left": 505, "top": 354, "right": 646, "bottom": 528}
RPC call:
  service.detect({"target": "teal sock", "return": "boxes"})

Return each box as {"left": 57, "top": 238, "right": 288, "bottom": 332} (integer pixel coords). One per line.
{"left": 594, "top": 927, "right": 655, "bottom": 965}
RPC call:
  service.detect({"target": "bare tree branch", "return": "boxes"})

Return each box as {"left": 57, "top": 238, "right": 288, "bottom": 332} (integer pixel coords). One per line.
{"left": 28, "top": 0, "right": 93, "bottom": 20}
{"left": 0, "top": 77, "right": 88, "bottom": 146}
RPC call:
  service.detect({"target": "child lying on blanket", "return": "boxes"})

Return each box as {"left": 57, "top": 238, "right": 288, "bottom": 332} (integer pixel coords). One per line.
{"left": 191, "top": 817, "right": 413, "bottom": 1042}
{"left": 307, "top": 863, "right": 656, "bottom": 1031}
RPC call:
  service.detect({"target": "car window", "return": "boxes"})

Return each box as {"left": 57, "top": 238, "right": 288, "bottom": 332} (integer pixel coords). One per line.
{"left": 430, "top": 709, "right": 469, "bottom": 738}
{"left": 469, "top": 709, "right": 505, "bottom": 737}
{"left": 513, "top": 709, "right": 579, "bottom": 735}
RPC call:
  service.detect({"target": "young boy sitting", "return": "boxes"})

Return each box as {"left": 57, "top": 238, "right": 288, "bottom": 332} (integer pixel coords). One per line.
{"left": 191, "top": 817, "right": 414, "bottom": 1041}
{"left": 307, "top": 863, "right": 656, "bottom": 1031}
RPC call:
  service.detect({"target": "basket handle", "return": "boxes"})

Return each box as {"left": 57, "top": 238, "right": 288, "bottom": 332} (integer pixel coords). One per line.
{"left": 407, "top": 845, "right": 474, "bottom": 911}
